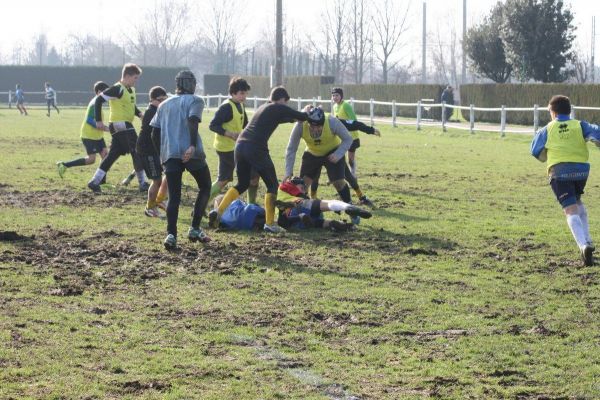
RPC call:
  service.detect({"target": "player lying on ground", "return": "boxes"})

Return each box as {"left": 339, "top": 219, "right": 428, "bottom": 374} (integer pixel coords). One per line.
{"left": 277, "top": 177, "right": 371, "bottom": 231}
{"left": 531, "top": 94, "right": 600, "bottom": 266}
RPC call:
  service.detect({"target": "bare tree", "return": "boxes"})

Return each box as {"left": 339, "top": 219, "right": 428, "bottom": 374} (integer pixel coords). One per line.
{"left": 430, "top": 17, "right": 460, "bottom": 86}
{"left": 129, "top": 0, "right": 190, "bottom": 66}
{"left": 349, "top": 0, "right": 370, "bottom": 83}
{"left": 372, "top": 0, "right": 411, "bottom": 83}
{"left": 199, "top": 0, "right": 247, "bottom": 73}
{"left": 320, "top": 0, "right": 348, "bottom": 81}
{"left": 571, "top": 47, "right": 590, "bottom": 83}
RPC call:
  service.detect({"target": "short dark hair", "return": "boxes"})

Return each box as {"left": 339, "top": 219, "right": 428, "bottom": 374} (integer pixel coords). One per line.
{"left": 149, "top": 86, "right": 167, "bottom": 100}
{"left": 270, "top": 86, "right": 290, "bottom": 102}
{"left": 331, "top": 87, "right": 344, "bottom": 98}
{"left": 549, "top": 95, "right": 571, "bottom": 115}
{"left": 93, "top": 81, "right": 109, "bottom": 94}
{"left": 229, "top": 77, "right": 251, "bottom": 95}
{"left": 122, "top": 63, "right": 142, "bottom": 77}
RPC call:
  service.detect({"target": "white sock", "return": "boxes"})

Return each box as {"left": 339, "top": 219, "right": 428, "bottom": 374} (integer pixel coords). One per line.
{"left": 567, "top": 214, "right": 588, "bottom": 248}
{"left": 91, "top": 168, "right": 106, "bottom": 185}
{"left": 136, "top": 170, "right": 146, "bottom": 185}
{"left": 327, "top": 200, "right": 349, "bottom": 212}
{"left": 578, "top": 203, "right": 592, "bottom": 243}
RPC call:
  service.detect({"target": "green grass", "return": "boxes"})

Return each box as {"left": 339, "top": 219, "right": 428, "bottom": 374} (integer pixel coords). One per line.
{"left": 1, "top": 108, "right": 600, "bottom": 399}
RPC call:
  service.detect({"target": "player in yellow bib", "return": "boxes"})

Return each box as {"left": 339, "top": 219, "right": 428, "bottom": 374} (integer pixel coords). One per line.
{"left": 208, "top": 77, "right": 260, "bottom": 204}
{"left": 87, "top": 63, "right": 148, "bottom": 193}
{"left": 531, "top": 95, "right": 600, "bottom": 266}
{"left": 56, "top": 81, "right": 110, "bottom": 178}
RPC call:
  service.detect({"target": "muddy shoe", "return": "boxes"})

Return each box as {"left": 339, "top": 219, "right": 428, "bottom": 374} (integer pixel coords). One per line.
{"left": 87, "top": 181, "right": 101, "bottom": 194}
{"left": 157, "top": 200, "right": 168, "bottom": 211}
{"left": 587, "top": 241, "right": 596, "bottom": 251}
{"left": 264, "top": 224, "right": 286, "bottom": 234}
{"left": 144, "top": 207, "right": 163, "bottom": 218}
{"left": 188, "top": 227, "right": 211, "bottom": 243}
{"left": 56, "top": 162, "right": 66, "bottom": 179}
{"left": 580, "top": 245, "right": 594, "bottom": 267}
{"left": 329, "top": 220, "right": 355, "bottom": 232}
{"left": 164, "top": 234, "right": 177, "bottom": 250}
{"left": 359, "top": 195, "right": 375, "bottom": 208}
{"left": 345, "top": 205, "right": 372, "bottom": 219}
{"left": 208, "top": 210, "right": 220, "bottom": 229}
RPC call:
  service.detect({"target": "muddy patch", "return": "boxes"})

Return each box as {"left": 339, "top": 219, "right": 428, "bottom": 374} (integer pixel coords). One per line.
{"left": 0, "top": 186, "right": 200, "bottom": 209}
{"left": 0, "top": 231, "right": 32, "bottom": 242}
{"left": 0, "top": 227, "right": 372, "bottom": 295}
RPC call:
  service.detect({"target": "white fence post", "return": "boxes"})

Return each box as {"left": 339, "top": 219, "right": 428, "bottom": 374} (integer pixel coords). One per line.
{"left": 369, "top": 98, "right": 374, "bottom": 126}
{"left": 470, "top": 104, "right": 475, "bottom": 134}
{"left": 8, "top": 90, "right": 12, "bottom": 108}
{"left": 206, "top": 95, "right": 210, "bottom": 109}
{"left": 571, "top": 106, "right": 576, "bottom": 120}
{"left": 312, "top": 97, "right": 317, "bottom": 108}
{"left": 500, "top": 105, "right": 506, "bottom": 137}
{"left": 350, "top": 97, "right": 354, "bottom": 109}
{"left": 217, "top": 93, "right": 223, "bottom": 107}
{"left": 533, "top": 104, "right": 539, "bottom": 133}
{"left": 392, "top": 100, "right": 397, "bottom": 128}
{"left": 442, "top": 101, "right": 447, "bottom": 132}
{"left": 297, "top": 97, "right": 302, "bottom": 111}
{"left": 416, "top": 101, "right": 422, "bottom": 131}
{"left": 253, "top": 95, "right": 258, "bottom": 110}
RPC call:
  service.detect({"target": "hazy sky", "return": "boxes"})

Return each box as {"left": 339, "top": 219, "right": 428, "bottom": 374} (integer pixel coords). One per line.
{"left": 1, "top": 0, "right": 598, "bottom": 64}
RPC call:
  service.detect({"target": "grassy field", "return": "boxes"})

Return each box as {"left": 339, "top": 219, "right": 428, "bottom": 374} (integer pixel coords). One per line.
{"left": 0, "top": 107, "right": 599, "bottom": 399}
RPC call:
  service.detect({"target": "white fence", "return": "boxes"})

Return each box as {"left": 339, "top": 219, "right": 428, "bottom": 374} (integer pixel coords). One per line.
{"left": 4, "top": 90, "right": 600, "bottom": 137}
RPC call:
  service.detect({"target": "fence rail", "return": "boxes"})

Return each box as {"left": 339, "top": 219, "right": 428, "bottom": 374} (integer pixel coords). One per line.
{"left": 4, "top": 90, "right": 600, "bottom": 137}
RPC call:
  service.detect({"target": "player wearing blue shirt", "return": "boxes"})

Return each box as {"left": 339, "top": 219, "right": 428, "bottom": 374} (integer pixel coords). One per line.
{"left": 530, "top": 95, "right": 600, "bottom": 266}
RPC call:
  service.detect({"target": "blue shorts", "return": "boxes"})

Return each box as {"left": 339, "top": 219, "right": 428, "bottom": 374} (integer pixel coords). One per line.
{"left": 550, "top": 178, "right": 587, "bottom": 208}
{"left": 82, "top": 138, "right": 107, "bottom": 155}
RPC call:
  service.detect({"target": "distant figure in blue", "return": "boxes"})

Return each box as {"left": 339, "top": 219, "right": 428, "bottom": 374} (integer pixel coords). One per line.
{"left": 531, "top": 95, "right": 600, "bottom": 266}
{"left": 45, "top": 82, "right": 60, "bottom": 117}
{"left": 15, "top": 84, "right": 28, "bottom": 116}
{"left": 440, "top": 85, "right": 454, "bottom": 122}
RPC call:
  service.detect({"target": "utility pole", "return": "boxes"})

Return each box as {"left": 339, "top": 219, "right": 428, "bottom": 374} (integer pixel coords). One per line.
{"left": 422, "top": 2, "right": 427, "bottom": 83}
{"left": 275, "top": 0, "right": 283, "bottom": 86}
{"left": 462, "top": 0, "right": 467, "bottom": 85}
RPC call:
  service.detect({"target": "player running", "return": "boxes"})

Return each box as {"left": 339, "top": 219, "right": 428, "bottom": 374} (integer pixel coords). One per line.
{"left": 531, "top": 95, "right": 600, "bottom": 266}
{"left": 56, "top": 81, "right": 110, "bottom": 178}
{"left": 87, "top": 63, "right": 148, "bottom": 193}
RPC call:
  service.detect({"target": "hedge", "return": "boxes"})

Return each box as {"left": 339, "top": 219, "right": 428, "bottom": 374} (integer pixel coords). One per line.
{"left": 460, "top": 84, "right": 600, "bottom": 126}
{"left": 0, "top": 65, "right": 186, "bottom": 105}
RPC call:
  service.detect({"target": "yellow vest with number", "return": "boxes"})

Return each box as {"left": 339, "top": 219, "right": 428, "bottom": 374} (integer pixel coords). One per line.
{"left": 546, "top": 119, "right": 588, "bottom": 171}
{"left": 214, "top": 100, "right": 244, "bottom": 152}
{"left": 109, "top": 83, "right": 136, "bottom": 123}
{"left": 301, "top": 117, "right": 341, "bottom": 156}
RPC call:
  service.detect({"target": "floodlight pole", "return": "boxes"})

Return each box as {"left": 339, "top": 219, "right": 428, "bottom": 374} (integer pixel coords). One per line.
{"left": 421, "top": 2, "right": 427, "bottom": 83}
{"left": 275, "top": 0, "right": 283, "bottom": 86}
{"left": 462, "top": 0, "right": 467, "bottom": 85}
{"left": 592, "top": 16, "right": 596, "bottom": 83}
